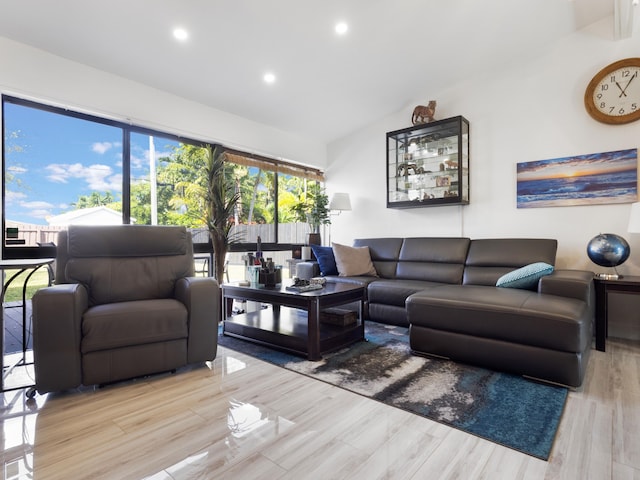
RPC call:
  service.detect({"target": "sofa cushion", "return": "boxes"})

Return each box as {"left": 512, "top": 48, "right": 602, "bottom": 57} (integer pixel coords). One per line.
{"left": 66, "top": 256, "right": 191, "bottom": 305}
{"left": 396, "top": 237, "right": 470, "bottom": 283}
{"left": 367, "top": 279, "right": 443, "bottom": 307}
{"left": 68, "top": 225, "right": 189, "bottom": 257}
{"left": 62, "top": 225, "right": 194, "bottom": 305}
{"left": 332, "top": 242, "right": 378, "bottom": 277}
{"left": 81, "top": 298, "right": 188, "bottom": 353}
{"left": 310, "top": 244, "right": 338, "bottom": 276}
{"left": 463, "top": 238, "right": 557, "bottom": 285}
{"left": 407, "top": 285, "right": 591, "bottom": 353}
{"left": 496, "top": 262, "right": 554, "bottom": 289}
{"left": 353, "top": 238, "right": 404, "bottom": 278}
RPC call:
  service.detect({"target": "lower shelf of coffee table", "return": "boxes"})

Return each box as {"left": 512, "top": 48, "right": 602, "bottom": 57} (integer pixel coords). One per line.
{"left": 222, "top": 306, "right": 364, "bottom": 359}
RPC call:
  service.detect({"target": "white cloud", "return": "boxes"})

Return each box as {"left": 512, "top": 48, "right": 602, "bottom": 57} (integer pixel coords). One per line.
{"left": 27, "top": 209, "right": 53, "bottom": 220}
{"left": 13, "top": 200, "right": 56, "bottom": 220}
{"left": 92, "top": 142, "right": 114, "bottom": 154}
{"left": 130, "top": 153, "right": 146, "bottom": 170}
{"left": 45, "top": 163, "right": 122, "bottom": 192}
{"left": 7, "top": 165, "right": 27, "bottom": 174}
{"left": 20, "top": 200, "right": 54, "bottom": 209}
{"left": 4, "top": 190, "right": 27, "bottom": 204}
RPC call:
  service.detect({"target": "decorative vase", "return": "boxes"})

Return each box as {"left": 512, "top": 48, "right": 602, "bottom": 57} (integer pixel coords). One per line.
{"left": 306, "top": 232, "right": 321, "bottom": 246}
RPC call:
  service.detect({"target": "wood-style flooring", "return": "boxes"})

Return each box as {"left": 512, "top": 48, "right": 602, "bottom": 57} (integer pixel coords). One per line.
{"left": 1, "top": 331, "right": 639, "bottom": 479}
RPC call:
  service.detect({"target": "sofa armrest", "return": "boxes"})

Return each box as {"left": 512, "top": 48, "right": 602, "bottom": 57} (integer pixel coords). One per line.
{"left": 32, "top": 283, "right": 88, "bottom": 393}
{"left": 539, "top": 269, "right": 595, "bottom": 307}
{"left": 175, "top": 276, "right": 219, "bottom": 363}
{"left": 296, "top": 261, "right": 320, "bottom": 280}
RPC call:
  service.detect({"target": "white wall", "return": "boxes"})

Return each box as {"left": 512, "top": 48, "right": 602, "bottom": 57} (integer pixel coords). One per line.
{"left": 0, "top": 36, "right": 326, "bottom": 169}
{"left": 327, "top": 17, "right": 640, "bottom": 275}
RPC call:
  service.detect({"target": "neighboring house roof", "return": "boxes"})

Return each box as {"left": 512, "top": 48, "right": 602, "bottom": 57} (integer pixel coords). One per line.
{"left": 47, "top": 206, "right": 126, "bottom": 226}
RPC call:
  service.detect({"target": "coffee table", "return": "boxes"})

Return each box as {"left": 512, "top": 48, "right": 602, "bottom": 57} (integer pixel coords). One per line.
{"left": 221, "top": 282, "right": 366, "bottom": 360}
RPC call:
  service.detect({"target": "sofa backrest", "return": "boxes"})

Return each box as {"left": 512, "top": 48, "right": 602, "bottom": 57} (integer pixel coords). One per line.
{"left": 397, "top": 237, "right": 470, "bottom": 283}
{"left": 56, "top": 225, "right": 194, "bottom": 306}
{"left": 354, "top": 237, "right": 471, "bottom": 283}
{"left": 353, "top": 238, "right": 404, "bottom": 278}
{"left": 463, "top": 238, "right": 557, "bottom": 286}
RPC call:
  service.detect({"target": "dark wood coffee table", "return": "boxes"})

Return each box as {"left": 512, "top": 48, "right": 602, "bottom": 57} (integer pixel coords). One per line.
{"left": 221, "top": 282, "right": 366, "bottom": 360}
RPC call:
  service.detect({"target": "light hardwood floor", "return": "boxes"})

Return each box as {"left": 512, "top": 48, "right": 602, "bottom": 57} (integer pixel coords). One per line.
{"left": 0, "top": 336, "right": 638, "bottom": 480}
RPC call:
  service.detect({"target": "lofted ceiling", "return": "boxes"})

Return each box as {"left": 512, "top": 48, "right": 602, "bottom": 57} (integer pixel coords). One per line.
{"left": 0, "top": 0, "right": 620, "bottom": 144}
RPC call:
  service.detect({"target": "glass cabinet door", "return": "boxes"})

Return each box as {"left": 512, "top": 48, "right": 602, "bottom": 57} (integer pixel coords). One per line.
{"left": 387, "top": 116, "right": 469, "bottom": 208}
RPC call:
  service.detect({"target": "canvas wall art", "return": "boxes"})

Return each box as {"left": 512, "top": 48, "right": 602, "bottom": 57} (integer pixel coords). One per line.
{"left": 517, "top": 148, "right": 638, "bottom": 208}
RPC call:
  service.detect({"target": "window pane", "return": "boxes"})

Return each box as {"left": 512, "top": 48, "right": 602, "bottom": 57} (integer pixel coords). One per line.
{"left": 3, "top": 102, "right": 123, "bottom": 247}
{"left": 233, "top": 164, "right": 275, "bottom": 244}
{"left": 277, "top": 172, "right": 312, "bottom": 244}
{"left": 130, "top": 138, "right": 219, "bottom": 248}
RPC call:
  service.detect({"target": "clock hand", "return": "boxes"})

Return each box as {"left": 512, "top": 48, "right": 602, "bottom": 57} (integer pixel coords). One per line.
{"left": 620, "top": 71, "right": 638, "bottom": 96}
{"left": 616, "top": 81, "right": 627, "bottom": 97}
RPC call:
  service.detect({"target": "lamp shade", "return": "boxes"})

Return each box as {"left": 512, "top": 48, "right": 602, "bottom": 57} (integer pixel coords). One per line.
{"left": 329, "top": 193, "right": 352, "bottom": 211}
{"left": 629, "top": 202, "right": 640, "bottom": 233}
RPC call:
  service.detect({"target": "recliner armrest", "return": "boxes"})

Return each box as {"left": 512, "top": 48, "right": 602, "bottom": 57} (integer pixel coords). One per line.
{"left": 539, "top": 269, "right": 595, "bottom": 307}
{"left": 32, "top": 283, "right": 88, "bottom": 393}
{"left": 175, "top": 276, "right": 219, "bottom": 363}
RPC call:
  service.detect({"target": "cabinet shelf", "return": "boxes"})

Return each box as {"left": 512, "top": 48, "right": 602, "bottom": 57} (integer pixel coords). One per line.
{"left": 387, "top": 116, "right": 469, "bottom": 208}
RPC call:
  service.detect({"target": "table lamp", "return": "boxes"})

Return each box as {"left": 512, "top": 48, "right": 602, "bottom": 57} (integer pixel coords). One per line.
{"left": 329, "top": 193, "right": 352, "bottom": 214}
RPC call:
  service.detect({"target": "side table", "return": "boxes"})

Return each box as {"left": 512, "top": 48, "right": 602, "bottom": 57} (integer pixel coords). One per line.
{"left": 594, "top": 275, "right": 640, "bottom": 352}
{"left": 1, "top": 258, "right": 54, "bottom": 393}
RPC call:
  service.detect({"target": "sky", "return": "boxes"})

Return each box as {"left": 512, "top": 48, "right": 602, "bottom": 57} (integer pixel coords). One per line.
{"left": 516, "top": 149, "right": 638, "bottom": 182}
{"left": 4, "top": 102, "right": 176, "bottom": 225}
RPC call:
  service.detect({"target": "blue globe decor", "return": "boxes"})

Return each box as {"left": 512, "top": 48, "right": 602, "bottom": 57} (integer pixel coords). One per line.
{"left": 586, "top": 233, "right": 630, "bottom": 268}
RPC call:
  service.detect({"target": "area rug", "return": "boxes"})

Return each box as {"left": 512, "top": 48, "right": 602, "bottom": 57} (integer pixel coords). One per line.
{"left": 218, "top": 321, "right": 568, "bottom": 460}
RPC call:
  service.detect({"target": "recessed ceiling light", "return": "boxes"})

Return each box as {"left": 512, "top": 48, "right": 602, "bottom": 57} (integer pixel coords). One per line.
{"left": 264, "top": 72, "right": 276, "bottom": 84}
{"left": 173, "top": 28, "right": 189, "bottom": 41}
{"left": 335, "top": 22, "right": 348, "bottom": 35}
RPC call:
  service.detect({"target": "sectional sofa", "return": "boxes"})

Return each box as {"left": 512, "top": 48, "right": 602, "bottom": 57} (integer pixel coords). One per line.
{"left": 298, "top": 237, "right": 594, "bottom": 387}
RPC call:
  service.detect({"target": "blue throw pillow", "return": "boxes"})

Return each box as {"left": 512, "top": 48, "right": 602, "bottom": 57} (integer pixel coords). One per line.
{"left": 496, "top": 262, "right": 554, "bottom": 289}
{"left": 310, "top": 244, "right": 338, "bottom": 276}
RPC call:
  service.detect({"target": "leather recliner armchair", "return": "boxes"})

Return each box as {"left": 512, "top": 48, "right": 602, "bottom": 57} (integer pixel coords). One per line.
{"left": 32, "top": 225, "right": 220, "bottom": 394}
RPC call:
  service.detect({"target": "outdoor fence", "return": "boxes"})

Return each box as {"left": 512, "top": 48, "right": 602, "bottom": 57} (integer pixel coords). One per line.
{"left": 7, "top": 221, "right": 329, "bottom": 253}
{"left": 4, "top": 223, "right": 65, "bottom": 245}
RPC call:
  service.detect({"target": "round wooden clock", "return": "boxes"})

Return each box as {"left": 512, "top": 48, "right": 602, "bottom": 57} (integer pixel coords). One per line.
{"left": 584, "top": 58, "right": 640, "bottom": 125}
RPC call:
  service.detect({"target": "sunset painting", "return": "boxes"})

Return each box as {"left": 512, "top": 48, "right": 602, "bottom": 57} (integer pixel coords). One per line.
{"left": 517, "top": 149, "right": 638, "bottom": 208}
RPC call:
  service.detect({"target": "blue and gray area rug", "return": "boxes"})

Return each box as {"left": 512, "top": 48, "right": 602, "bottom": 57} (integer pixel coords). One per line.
{"left": 218, "top": 321, "right": 567, "bottom": 460}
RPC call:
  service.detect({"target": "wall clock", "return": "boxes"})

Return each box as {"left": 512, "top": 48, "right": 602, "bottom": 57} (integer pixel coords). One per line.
{"left": 584, "top": 58, "right": 640, "bottom": 125}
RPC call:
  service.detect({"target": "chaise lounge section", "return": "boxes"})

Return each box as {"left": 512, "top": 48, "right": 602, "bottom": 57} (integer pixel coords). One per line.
{"left": 406, "top": 239, "right": 593, "bottom": 387}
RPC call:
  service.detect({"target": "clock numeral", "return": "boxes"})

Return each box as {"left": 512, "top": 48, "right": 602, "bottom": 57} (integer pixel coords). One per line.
{"left": 622, "top": 69, "right": 631, "bottom": 78}
{"left": 632, "top": 103, "right": 638, "bottom": 111}
{"left": 596, "top": 93, "right": 603, "bottom": 100}
{"left": 619, "top": 107, "right": 626, "bottom": 115}
{"left": 609, "top": 106, "right": 616, "bottom": 113}
{"left": 600, "top": 102, "right": 607, "bottom": 109}
{"left": 600, "top": 84, "right": 609, "bottom": 91}
{"left": 611, "top": 75, "right": 617, "bottom": 82}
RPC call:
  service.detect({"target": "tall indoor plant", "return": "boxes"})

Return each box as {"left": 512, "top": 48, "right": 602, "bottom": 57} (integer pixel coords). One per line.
{"left": 204, "top": 144, "right": 240, "bottom": 283}
{"left": 292, "top": 183, "right": 331, "bottom": 245}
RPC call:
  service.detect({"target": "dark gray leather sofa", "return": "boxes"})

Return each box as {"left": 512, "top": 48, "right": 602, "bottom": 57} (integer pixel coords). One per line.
{"left": 32, "top": 225, "right": 220, "bottom": 394}
{"left": 299, "top": 237, "right": 594, "bottom": 387}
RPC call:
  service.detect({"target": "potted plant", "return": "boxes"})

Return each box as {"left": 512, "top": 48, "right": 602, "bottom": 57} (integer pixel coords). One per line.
{"left": 292, "top": 183, "right": 331, "bottom": 245}
{"left": 204, "top": 144, "right": 240, "bottom": 283}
